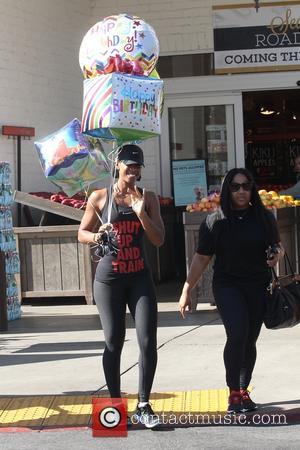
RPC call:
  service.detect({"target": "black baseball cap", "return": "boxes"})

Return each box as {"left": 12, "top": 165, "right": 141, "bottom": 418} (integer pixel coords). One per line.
{"left": 117, "top": 144, "right": 144, "bottom": 166}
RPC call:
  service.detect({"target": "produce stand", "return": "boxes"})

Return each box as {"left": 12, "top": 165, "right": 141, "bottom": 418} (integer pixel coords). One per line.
{"left": 183, "top": 207, "right": 299, "bottom": 310}
{"left": 149, "top": 205, "right": 177, "bottom": 282}
{"left": 13, "top": 191, "right": 94, "bottom": 304}
{"left": 13, "top": 190, "right": 84, "bottom": 222}
{"left": 13, "top": 224, "right": 93, "bottom": 304}
{"left": 183, "top": 211, "right": 214, "bottom": 310}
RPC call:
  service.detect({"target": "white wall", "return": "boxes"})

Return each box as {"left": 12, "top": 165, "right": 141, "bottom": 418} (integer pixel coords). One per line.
{"left": 0, "top": 0, "right": 91, "bottom": 194}
{"left": 90, "top": 0, "right": 213, "bottom": 54}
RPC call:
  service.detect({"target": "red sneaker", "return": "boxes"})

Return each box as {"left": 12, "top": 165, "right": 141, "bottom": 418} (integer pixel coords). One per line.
{"left": 227, "top": 390, "right": 242, "bottom": 414}
{"left": 240, "top": 389, "right": 258, "bottom": 412}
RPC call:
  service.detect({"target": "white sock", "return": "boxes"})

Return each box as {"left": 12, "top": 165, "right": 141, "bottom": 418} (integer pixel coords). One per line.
{"left": 138, "top": 402, "right": 148, "bottom": 408}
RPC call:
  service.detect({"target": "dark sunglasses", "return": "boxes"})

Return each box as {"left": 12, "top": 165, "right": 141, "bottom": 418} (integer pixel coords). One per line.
{"left": 230, "top": 182, "right": 253, "bottom": 192}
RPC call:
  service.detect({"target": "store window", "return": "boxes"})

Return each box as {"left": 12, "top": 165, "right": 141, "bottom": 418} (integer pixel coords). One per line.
{"left": 243, "top": 89, "right": 300, "bottom": 188}
{"left": 157, "top": 53, "right": 214, "bottom": 78}
{"left": 168, "top": 104, "right": 231, "bottom": 202}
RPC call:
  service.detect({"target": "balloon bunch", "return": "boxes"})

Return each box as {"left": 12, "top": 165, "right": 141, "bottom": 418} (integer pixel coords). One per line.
{"left": 33, "top": 14, "right": 163, "bottom": 200}
{"left": 79, "top": 14, "right": 164, "bottom": 144}
{"left": 34, "top": 119, "right": 111, "bottom": 197}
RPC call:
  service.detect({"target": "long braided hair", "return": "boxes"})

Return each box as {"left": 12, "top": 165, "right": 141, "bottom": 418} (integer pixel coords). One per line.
{"left": 220, "top": 168, "right": 279, "bottom": 247}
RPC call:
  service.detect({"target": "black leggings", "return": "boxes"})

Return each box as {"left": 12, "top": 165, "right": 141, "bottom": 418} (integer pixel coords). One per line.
{"left": 94, "top": 272, "right": 157, "bottom": 402}
{"left": 212, "top": 281, "right": 266, "bottom": 390}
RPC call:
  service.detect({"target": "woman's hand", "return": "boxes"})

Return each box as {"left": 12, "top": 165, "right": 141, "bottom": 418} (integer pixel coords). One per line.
{"left": 94, "top": 223, "right": 113, "bottom": 242}
{"left": 266, "top": 243, "right": 284, "bottom": 267}
{"left": 179, "top": 291, "right": 192, "bottom": 318}
{"left": 266, "top": 252, "right": 280, "bottom": 267}
{"left": 130, "top": 187, "right": 145, "bottom": 218}
{"left": 98, "top": 223, "right": 113, "bottom": 233}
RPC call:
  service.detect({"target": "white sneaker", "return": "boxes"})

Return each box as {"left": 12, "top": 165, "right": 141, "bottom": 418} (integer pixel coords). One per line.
{"left": 133, "top": 403, "right": 160, "bottom": 429}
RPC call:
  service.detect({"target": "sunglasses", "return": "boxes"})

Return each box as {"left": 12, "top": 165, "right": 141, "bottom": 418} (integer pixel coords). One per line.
{"left": 230, "top": 182, "right": 253, "bottom": 192}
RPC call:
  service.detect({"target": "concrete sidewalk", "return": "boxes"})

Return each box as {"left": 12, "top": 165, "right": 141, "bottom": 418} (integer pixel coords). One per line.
{"left": 0, "top": 298, "right": 299, "bottom": 415}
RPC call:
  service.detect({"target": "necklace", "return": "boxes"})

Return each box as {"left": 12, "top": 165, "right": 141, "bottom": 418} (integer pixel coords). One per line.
{"left": 234, "top": 208, "right": 249, "bottom": 220}
{"left": 113, "top": 183, "right": 129, "bottom": 198}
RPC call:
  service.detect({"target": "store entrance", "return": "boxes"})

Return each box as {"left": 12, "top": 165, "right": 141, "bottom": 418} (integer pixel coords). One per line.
{"left": 243, "top": 89, "right": 300, "bottom": 190}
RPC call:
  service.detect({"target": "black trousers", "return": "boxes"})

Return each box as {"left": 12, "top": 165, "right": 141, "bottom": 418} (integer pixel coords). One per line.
{"left": 94, "top": 272, "right": 157, "bottom": 402}
{"left": 212, "top": 281, "right": 267, "bottom": 390}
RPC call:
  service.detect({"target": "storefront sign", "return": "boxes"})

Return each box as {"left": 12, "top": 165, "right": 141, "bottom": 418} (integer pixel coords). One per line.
{"left": 171, "top": 159, "right": 207, "bottom": 206}
{"left": 213, "top": 2, "right": 300, "bottom": 74}
{"left": 245, "top": 140, "right": 300, "bottom": 184}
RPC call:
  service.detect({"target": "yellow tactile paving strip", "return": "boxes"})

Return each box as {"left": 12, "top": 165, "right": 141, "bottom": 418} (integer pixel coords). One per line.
{"left": 43, "top": 395, "right": 92, "bottom": 427}
{"left": 0, "top": 395, "right": 55, "bottom": 428}
{"left": 0, "top": 389, "right": 229, "bottom": 431}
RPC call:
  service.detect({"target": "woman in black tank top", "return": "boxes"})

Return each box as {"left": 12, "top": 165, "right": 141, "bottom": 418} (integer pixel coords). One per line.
{"left": 78, "top": 144, "right": 165, "bottom": 428}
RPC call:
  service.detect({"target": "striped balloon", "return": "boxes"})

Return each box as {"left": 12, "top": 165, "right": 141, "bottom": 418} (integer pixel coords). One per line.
{"left": 81, "top": 75, "right": 114, "bottom": 140}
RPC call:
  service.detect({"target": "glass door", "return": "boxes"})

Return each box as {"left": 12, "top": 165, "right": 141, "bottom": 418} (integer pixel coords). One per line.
{"left": 160, "top": 94, "right": 244, "bottom": 199}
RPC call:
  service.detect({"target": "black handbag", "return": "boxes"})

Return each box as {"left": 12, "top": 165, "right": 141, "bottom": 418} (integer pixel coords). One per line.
{"left": 264, "top": 253, "right": 300, "bottom": 329}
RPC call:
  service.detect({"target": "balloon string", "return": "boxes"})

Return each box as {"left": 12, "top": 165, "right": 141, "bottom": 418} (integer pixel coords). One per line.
{"left": 79, "top": 179, "right": 102, "bottom": 224}
{"left": 76, "top": 181, "right": 88, "bottom": 211}
{"left": 82, "top": 187, "right": 89, "bottom": 210}
{"left": 84, "top": 142, "right": 122, "bottom": 227}
{"left": 107, "top": 142, "right": 122, "bottom": 224}
{"left": 87, "top": 196, "right": 103, "bottom": 225}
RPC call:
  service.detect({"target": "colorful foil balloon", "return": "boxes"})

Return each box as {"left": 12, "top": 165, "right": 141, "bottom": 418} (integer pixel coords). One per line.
{"left": 79, "top": 14, "right": 159, "bottom": 78}
{"left": 81, "top": 72, "right": 163, "bottom": 143}
{"left": 34, "top": 118, "right": 111, "bottom": 196}
{"left": 83, "top": 54, "right": 145, "bottom": 78}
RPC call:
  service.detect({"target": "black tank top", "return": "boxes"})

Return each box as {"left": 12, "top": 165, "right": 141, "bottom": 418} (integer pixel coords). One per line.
{"left": 95, "top": 190, "right": 148, "bottom": 282}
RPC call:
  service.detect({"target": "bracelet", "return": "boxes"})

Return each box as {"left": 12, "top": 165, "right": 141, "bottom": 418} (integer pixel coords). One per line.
{"left": 87, "top": 233, "right": 100, "bottom": 245}
{"left": 87, "top": 234, "right": 96, "bottom": 245}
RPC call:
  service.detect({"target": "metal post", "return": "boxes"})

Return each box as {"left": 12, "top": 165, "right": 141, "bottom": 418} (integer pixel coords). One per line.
{"left": 17, "top": 136, "right": 22, "bottom": 227}
{"left": 0, "top": 251, "right": 7, "bottom": 332}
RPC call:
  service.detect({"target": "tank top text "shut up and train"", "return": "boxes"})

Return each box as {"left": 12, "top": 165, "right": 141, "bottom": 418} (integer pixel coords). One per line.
{"left": 95, "top": 191, "right": 148, "bottom": 282}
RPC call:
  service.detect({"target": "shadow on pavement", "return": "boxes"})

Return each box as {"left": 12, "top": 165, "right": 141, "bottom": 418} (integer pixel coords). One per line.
{"left": 13, "top": 341, "right": 106, "bottom": 353}
{"left": 1, "top": 310, "right": 220, "bottom": 334}
{"left": 1, "top": 352, "right": 101, "bottom": 366}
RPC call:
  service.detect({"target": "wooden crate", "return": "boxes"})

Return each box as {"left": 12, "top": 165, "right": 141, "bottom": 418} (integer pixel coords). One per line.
{"left": 183, "top": 211, "right": 214, "bottom": 310}
{"left": 144, "top": 206, "right": 177, "bottom": 283}
{"left": 14, "top": 225, "right": 93, "bottom": 304}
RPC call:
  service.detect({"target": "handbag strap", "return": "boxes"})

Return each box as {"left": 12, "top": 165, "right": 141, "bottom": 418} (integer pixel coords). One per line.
{"left": 270, "top": 252, "right": 295, "bottom": 283}
{"left": 284, "top": 252, "right": 295, "bottom": 276}
{"left": 284, "top": 254, "right": 288, "bottom": 275}
{"left": 270, "top": 266, "right": 278, "bottom": 283}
